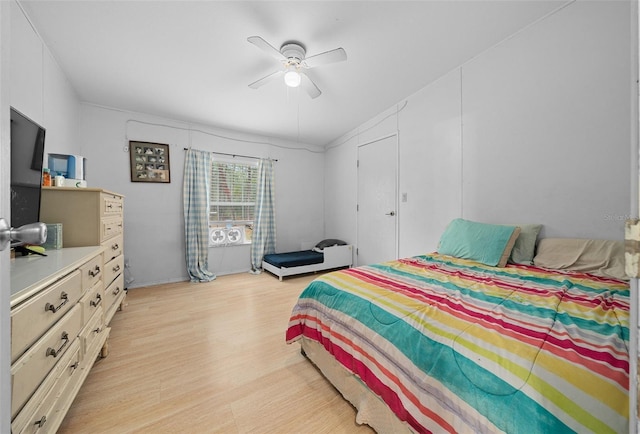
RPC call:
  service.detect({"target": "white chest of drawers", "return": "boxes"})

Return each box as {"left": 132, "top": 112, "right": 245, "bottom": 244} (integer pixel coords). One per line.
{"left": 10, "top": 247, "right": 109, "bottom": 433}
{"left": 40, "top": 187, "right": 126, "bottom": 325}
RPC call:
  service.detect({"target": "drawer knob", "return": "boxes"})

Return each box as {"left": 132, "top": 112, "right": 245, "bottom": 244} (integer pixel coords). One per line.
{"left": 89, "top": 265, "right": 101, "bottom": 277}
{"left": 34, "top": 416, "right": 47, "bottom": 428}
{"left": 113, "top": 286, "right": 121, "bottom": 296}
{"left": 45, "top": 292, "right": 69, "bottom": 314}
{"left": 93, "top": 326, "right": 102, "bottom": 334}
{"left": 90, "top": 294, "right": 102, "bottom": 307}
{"left": 71, "top": 362, "right": 79, "bottom": 370}
{"left": 46, "top": 332, "right": 69, "bottom": 358}
{"left": 111, "top": 243, "right": 119, "bottom": 250}
{"left": 113, "top": 264, "right": 121, "bottom": 273}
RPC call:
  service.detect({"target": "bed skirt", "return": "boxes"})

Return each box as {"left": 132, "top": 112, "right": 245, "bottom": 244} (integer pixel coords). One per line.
{"left": 300, "top": 337, "right": 415, "bottom": 434}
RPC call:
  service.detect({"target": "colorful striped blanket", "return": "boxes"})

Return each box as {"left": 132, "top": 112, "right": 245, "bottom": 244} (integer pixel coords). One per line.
{"left": 286, "top": 253, "right": 629, "bottom": 433}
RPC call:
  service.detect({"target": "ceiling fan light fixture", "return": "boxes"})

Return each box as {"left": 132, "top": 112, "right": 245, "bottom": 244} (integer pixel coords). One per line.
{"left": 284, "top": 70, "right": 301, "bottom": 88}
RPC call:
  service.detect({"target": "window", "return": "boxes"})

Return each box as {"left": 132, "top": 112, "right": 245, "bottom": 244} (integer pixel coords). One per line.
{"left": 209, "top": 159, "right": 258, "bottom": 245}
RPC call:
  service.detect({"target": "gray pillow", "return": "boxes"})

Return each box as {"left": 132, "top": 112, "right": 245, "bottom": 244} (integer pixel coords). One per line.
{"left": 315, "top": 239, "right": 347, "bottom": 251}
{"left": 508, "top": 224, "right": 542, "bottom": 265}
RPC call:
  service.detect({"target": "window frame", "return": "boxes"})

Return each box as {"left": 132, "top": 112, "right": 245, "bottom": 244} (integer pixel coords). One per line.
{"left": 208, "top": 158, "right": 258, "bottom": 247}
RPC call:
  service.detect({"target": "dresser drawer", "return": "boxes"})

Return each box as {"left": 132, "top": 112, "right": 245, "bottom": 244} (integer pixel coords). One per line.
{"left": 11, "top": 339, "right": 81, "bottom": 434}
{"left": 11, "top": 271, "right": 82, "bottom": 363}
{"left": 80, "top": 308, "right": 106, "bottom": 361}
{"left": 101, "top": 192, "right": 123, "bottom": 217}
{"left": 103, "top": 234, "right": 123, "bottom": 262}
{"left": 103, "top": 274, "right": 125, "bottom": 311}
{"left": 79, "top": 254, "right": 103, "bottom": 290}
{"left": 101, "top": 216, "right": 123, "bottom": 242}
{"left": 104, "top": 254, "right": 124, "bottom": 287}
{"left": 104, "top": 274, "right": 125, "bottom": 325}
{"left": 79, "top": 280, "right": 104, "bottom": 325}
{"left": 11, "top": 304, "right": 82, "bottom": 418}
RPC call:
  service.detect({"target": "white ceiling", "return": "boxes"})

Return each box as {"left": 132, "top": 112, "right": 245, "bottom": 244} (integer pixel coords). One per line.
{"left": 19, "top": 0, "right": 568, "bottom": 147}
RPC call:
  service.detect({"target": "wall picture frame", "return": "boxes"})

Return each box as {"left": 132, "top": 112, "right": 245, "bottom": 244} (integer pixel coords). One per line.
{"left": 129, "top": 141, "right": 171, "bottom": 183}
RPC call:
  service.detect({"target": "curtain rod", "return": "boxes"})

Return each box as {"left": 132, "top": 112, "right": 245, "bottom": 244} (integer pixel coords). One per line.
{"left": 183, "top": 148, "right": 277, "bottom": 162}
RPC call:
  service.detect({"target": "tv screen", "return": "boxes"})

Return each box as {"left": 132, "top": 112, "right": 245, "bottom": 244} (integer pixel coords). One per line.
{"left": 10, "top": 107, "right": 46, "bottom": 230}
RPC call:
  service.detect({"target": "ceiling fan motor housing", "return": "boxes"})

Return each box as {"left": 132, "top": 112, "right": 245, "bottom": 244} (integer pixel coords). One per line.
{"left": 280, "top": 42, "right": 306, "bottom": 64}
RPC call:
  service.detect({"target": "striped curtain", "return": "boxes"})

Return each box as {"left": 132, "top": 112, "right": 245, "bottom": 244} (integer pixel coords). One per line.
{"left": 250, "top": 159, "right": 276, "bottom": 272}
{"left": 183, "top": 149, "right": 216, "bottom": 282}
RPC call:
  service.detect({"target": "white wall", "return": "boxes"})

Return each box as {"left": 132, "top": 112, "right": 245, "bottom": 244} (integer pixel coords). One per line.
{"left": 461, "top": 0, "right": 630, "bottom": 239}
{"left": 10, "top": 0, "right": 79, "bottom": 157}
{"left": 398, "top": 71, "right": 463, "bottom": 257}
{"left": 78, "top": 104, "right": 325, "bottom": 288}
{"left": 325, "top": 0, "right": 632, "bottom": 261}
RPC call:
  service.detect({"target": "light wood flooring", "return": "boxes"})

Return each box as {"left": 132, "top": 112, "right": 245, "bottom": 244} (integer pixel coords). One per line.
{"left": 57, "top": 271, "right": 375, "bottom": 433}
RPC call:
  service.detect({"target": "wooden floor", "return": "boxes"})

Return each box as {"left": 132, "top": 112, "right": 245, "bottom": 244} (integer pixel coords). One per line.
{"left": 58, "top": 271, "right": 375, "bottom": 433}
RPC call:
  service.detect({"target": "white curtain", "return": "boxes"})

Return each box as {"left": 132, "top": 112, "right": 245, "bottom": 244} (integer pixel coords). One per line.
{"left": 250, "top": 159, "right": 276, "bottom": 272}
{"left": 183, "top": 149, "right": 216, "bottom": 282}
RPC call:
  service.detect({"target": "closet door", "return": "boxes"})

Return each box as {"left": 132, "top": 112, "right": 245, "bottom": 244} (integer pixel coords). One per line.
{"left": 357, "top": 134, "right": 398, "bottom": 266}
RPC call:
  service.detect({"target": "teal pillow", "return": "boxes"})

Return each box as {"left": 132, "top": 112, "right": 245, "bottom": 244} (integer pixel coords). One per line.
{"left": 438, "top": 219, "right": 520, "bottom": 267}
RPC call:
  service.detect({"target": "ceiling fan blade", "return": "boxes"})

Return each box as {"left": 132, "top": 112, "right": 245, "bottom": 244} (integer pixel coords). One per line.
{"left": 303, "top": 47, "right": 347, "bottom": 68}
{"left": 247, "top": 36, "right": 286, "bottom": 61}
{"left": 248, "top": 70, "right": 283, "bottom": 89}
{"left": 300, "top": 73, "right": 321, "bottom": 99}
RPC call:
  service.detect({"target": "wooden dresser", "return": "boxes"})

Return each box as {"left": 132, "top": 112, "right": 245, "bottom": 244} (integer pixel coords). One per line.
{"left": 40, "top": 187, "right": 126, "bottom": 324}
{"left": 7, "top": 187, "right": 128, "bottom": 432}
{"left": 10, "top": 247, "right": 108, "bottom": 433}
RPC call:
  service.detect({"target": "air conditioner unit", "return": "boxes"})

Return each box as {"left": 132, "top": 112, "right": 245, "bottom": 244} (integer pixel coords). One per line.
{"left": 209, "top": 226, "right": 245, "bottom": 247}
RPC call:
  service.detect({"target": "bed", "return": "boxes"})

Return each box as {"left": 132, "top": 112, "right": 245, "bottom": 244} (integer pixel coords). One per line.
{"left": 262, "top": 242, "right": 353, "bottom": 281}
{"left": 286, "top": 220, "right": 630, "bottom": 433}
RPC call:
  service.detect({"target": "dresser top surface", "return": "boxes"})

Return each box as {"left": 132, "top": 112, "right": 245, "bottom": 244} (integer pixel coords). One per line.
{"left": 10, "top": 246, "right": 103, "bottom": 308}
{"left": 42, "top": 186, "right": 124, "bottom": 197}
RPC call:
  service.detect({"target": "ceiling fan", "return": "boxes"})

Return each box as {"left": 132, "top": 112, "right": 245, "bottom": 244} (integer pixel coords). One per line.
{"left": 247, "top": 36, "right": 347, "bottom": 99}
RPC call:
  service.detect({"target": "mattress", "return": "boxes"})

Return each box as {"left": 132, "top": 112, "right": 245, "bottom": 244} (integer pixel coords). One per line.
{"left": 263, "top": 250, "right": 324, "bottom": 268}
{"left": 286, "top": 253, "right": 629, "bottom": 433}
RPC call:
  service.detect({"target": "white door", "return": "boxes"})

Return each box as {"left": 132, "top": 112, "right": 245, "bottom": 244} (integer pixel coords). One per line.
{"left": 357, "top": 134, "right": 398, "bottom": 266}
{"left": 0, "top": 2, "right": 10, "bottom": 431}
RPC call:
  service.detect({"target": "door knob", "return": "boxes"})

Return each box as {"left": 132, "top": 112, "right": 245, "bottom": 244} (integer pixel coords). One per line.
{"left": 0, "top": 218, "right": 47, "bottom": 251}
{"left": 385, "top": 211, "right": 396, "bottom": 216}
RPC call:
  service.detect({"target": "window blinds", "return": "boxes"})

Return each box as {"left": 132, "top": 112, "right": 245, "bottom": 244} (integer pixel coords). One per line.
{"left": 209, "top": 160, "right": 258, "bottom": 224}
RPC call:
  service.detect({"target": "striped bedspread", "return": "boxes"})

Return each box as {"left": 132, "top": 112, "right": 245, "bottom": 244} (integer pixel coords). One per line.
{"left": 285, "top": 253, "right": 629, "bottom": 433}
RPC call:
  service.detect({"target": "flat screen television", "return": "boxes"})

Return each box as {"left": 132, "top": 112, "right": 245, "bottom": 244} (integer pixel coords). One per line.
{"left": 10, "top": 107, "right": 46, "bottom": 234}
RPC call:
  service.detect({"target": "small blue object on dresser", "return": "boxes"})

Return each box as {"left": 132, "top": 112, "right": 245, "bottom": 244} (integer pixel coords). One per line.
{"left": 47, "top": 153, "right": 86, "bottom": 180}
{"left": 43, "top": 223, "right": 63, "bottom": 249}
